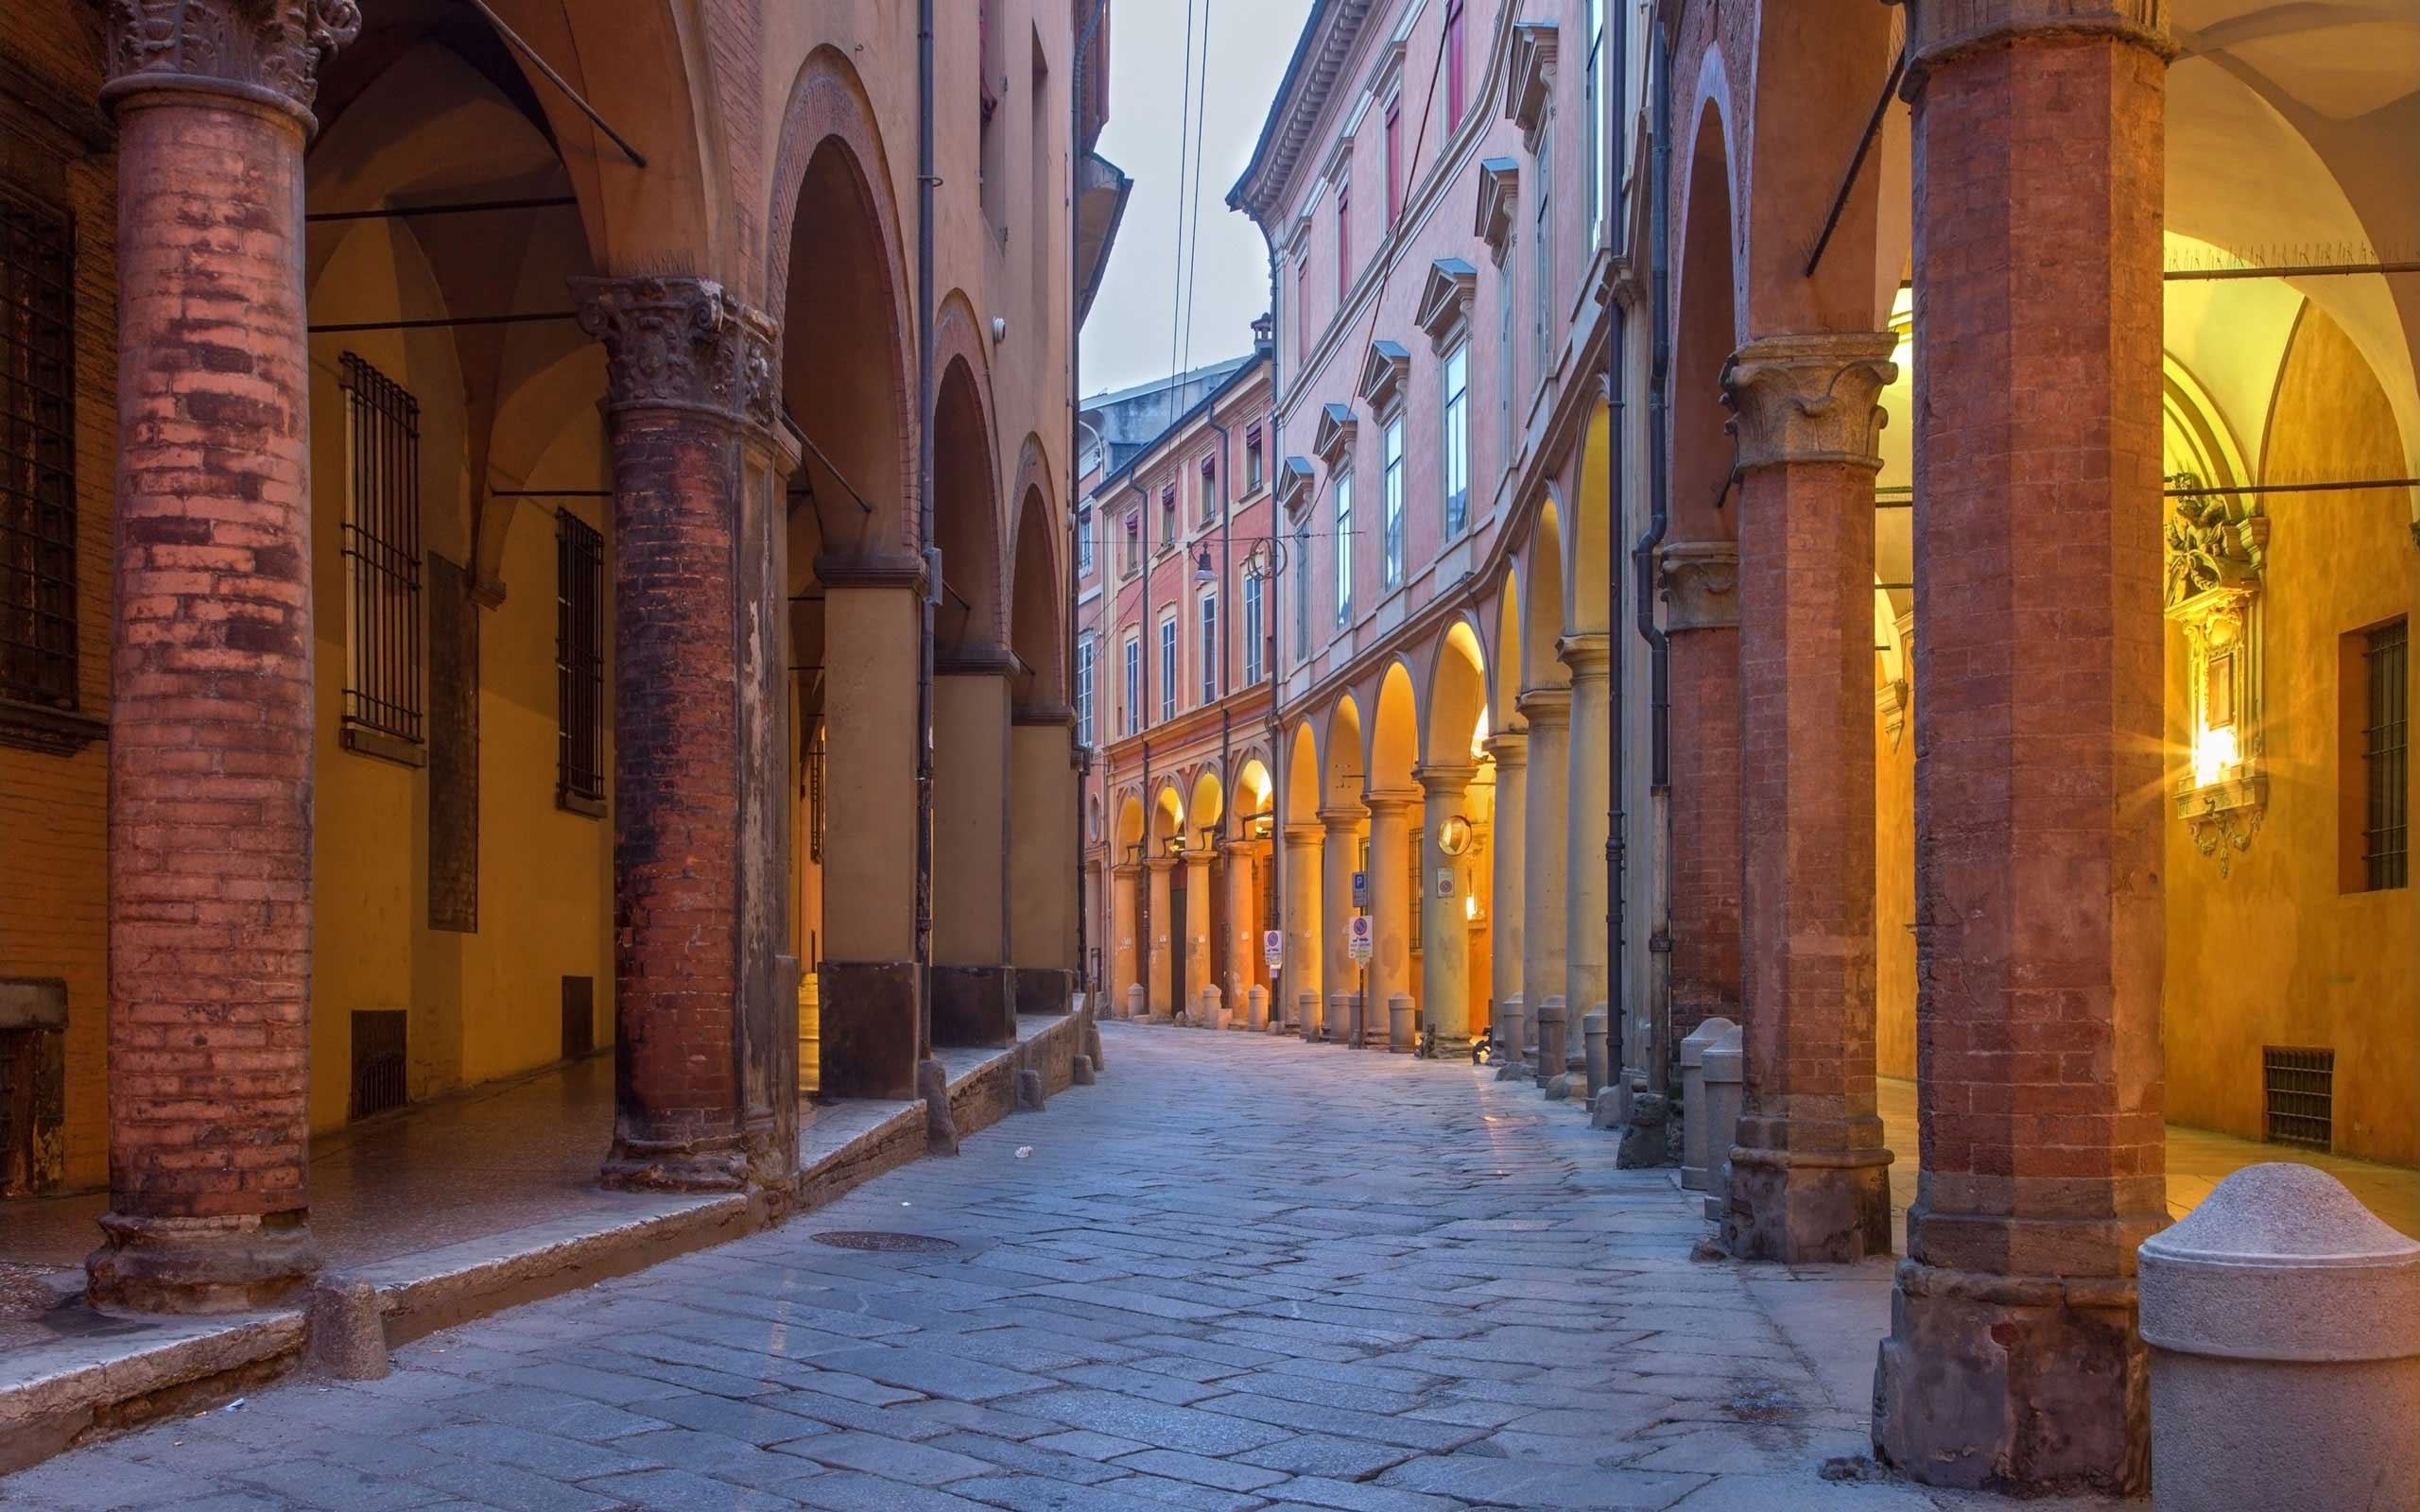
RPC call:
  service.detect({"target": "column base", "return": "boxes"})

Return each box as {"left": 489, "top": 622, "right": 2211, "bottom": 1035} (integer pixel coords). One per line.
{"left": 1872, "top": 1260, "right": 2150, "bottom": 1496}
{"left": 1013, "top": 968, "right": 1074, "bottom": 1018}
{"left": 821, "top": 960, "right": 921, "bottom": 1100}
{"left": 1428, "top": 1034, "right": 1475, "bottom": 1062}
{"left": 86, "top": 1211, "right": 320, "bottom": 1314}
{"left": 933, "top": 965, "right": 1016, "bottom": 1048}
{"left": 601, "top": 1130, "right": 768, "bottom": 1194}
{"left": 1720, "top": 1144, "right": 1893, "bottom": 1263}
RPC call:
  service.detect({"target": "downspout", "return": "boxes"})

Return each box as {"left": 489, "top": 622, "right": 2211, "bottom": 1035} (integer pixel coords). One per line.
{"left": 1207, "top": 409, "right": 1233, "bottom": 1003}
{"left": 915, "top": 0, "right": 939, "bottom": 1058}
{"left": 1605, "top": 4, "right": 1633, "bottom": 1090}
{"left": 1631, "top": 20, "right": 1675, "bottom": 1090}
{"left": 1125, "top": 475, "right": 1152, "bottom": 1012}
{"left": 1072, "top": 0, "right": 1111, "bottom": 1011}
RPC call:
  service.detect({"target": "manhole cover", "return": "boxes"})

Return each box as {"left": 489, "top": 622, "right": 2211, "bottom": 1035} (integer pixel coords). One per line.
{"left": 810, "top": 1231, "right": 959, "bottom": 1254}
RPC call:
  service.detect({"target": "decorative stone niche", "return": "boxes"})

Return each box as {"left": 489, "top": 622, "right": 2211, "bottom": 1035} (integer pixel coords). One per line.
{"left": 2166, "top": 477, "right": 2268, "bottom": 875}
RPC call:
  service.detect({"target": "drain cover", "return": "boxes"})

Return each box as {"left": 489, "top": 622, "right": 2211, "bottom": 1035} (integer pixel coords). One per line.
{"left": 810, "top": 1230, "right": 959, "bottom": 1254}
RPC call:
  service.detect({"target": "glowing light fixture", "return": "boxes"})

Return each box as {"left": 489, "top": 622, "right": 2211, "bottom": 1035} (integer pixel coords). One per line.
{"left": 2191, "top": 719, "right": 2239, "bottom": 790}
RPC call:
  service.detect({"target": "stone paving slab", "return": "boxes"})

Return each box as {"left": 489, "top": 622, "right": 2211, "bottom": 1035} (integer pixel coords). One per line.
{"left": 2, "top": 1023, "right": 2129, "bottom": 1511}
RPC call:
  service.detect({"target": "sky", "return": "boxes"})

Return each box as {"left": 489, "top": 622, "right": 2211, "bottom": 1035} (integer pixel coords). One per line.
{"left": 1080, "top": 0, "right": 1314, "bottom": 398}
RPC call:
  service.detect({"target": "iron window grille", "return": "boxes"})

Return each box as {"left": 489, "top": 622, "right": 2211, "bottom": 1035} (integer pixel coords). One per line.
{"left": 340, "top": 352, "right": 424, "bottom": 748}
{"left": 2262, "top": 1046, "right": 2334, "bottom": 1152}
{"left": 0, "top": 184, "right": 77, "bottom": 711}
{"left": 2364, "top": 618, "right": 2408, "bottom": 890}
{"left": 555, "top": 510, "right": 606, "bottom": 809}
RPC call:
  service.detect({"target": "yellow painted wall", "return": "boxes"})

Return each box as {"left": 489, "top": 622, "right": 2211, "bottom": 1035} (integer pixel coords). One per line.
{"left": 2163, "top": 305, "right": 2418, "bottom": 1165}
{"left": 1874, "top": 701, "right": 1916, "bottom": 1080}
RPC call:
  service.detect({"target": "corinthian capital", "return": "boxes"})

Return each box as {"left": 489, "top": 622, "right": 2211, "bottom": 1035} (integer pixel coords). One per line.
{"left": 103, "top": 0, "right": 362, "bottom": 122}
{"left": 571, "top": 276, "right": 781, "bottom": 433}
{"left": 1721, "top": 333, "right": 1897, "bottom": 472}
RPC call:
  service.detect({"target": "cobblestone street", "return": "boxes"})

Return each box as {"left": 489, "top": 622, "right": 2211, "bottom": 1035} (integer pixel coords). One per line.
{"left": 1, "top": 1027, "right": 2115, "bottom": 1512}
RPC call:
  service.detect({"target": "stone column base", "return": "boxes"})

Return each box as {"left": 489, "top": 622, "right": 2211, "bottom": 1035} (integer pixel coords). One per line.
{"left": 1873, "top": 1261, "right": 2149, "bottom": 1496}
{"left": 86, "top": 1211, "right": 320, "bottom": 1314}
{"left": 1013, "top": 968, "right": 1074, "bottom": 1017}
{"left": 933, "top": 965, "right": 1017, "bottom": 1048}
{"left": 820, "top": 960, "right": 921, "bottom": 1099}
{"left": 1720, "top": 1146, "right": 1893, "bottom": 1263}
{"left": 603, "top": 1128, "right": 781, "bottom": 1194}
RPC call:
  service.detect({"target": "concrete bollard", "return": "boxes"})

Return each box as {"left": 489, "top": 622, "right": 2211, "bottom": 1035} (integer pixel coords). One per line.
{"left": 2139, "top": 1163, "right": 2420, "bottom": 1512}
{"left": 1326, "top": 992, "right": 1348, "bottom": 1044}
{"left": 1200, "top": 984, "right": 1223, "bottom": 1030}
{"left": 1532, "top": 996, "right": 1567, "bottom": 1092}
{"left": 1124, "top": 983, "right": 1143, "bottom": 1022}
{"left": 1387, "top": 993, "right": 1414, "bottom": 1054}
{"left": 1582, "top": 1005, "right": 1610, "bottom": 1098}
{"left": 1070, "top": 1055, "right": 1096, "bottom": 1086}
{"left": 1495, "top": 993, "right": 1526, "bottom": 1075}
{"left": 1297, "top": 991, "right": 1320, "bottom": 1040}
{"left": 1678, "top": 1016, "right": 1737, "bottom": 1192}
{"left": 1014, "top": 1067, "right": 1046, "bottom": 1112}
{"left": 1246, "top": 984, "right": 1267, "bottom": 1031}
{"left": 1699, "top": 1024, "right": 1743, "bottom": 1221}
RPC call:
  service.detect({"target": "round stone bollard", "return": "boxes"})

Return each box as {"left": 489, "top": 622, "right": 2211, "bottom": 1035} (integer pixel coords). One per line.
{"left": 2138, "top": 1163, "right": 2420, "bottom": 1512}
{"left": 1699, "top": 1023, "right": 1744, "bottom": 1221}
{"left": 1678, "top": 1016, "right": 1737, "bottom": 1193}
{"left": 1296, "top": 991, "right": 1319, "bottom": 1040}
{"left": 1582, "top": 1005, "right": 1610, "bottom": 1098}
{"left": 1495, "top": 993, "right": 1527, "bottom": 1076}
{"left": 1124, "top": 983, "right": 1144, "bottom": 1022}
{"left": 1200, "top": 984, "right": 1224, "bottom": 1030}
{"left": 1246, "top": 985, "right": 1267, "bottom": 1031}
{"left": 1327, "top": 992, "right": 1349, "bottom": 1044}
{"left": 1532, "top": 996, "right": 1567, "bottom": 1092}
{"left": 1387, "top": 993, "right": 1414, "bottom": 1054}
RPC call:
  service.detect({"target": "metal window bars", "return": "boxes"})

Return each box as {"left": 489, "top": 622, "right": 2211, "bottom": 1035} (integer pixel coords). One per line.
{"left": 555, "top": 510, "right": 606, "bottom": 805}
{"left": 0, "top": 185, "right": 77, "bottom": 711}
{"left": 2262, "top": 1046, "right": 2335, "bottom": 1152}
{"left": 2365, "top": 618, "right": 2408, "bottom": 890}
{"left": 339, "top": 353, "right": 423, "bottom": 746}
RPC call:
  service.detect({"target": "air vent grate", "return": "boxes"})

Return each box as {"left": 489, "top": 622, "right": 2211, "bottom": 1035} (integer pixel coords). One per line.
{"left": 350, "top": 1009, "right": 407, "bottom": 1121}
{"left": 2262, "top": 1046, "right": 2334, "bottom": 1152}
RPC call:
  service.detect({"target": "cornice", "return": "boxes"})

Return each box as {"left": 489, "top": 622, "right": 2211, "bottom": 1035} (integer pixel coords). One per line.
{"left": 1229, "top": 0, "right": 1382, "bottom": 226}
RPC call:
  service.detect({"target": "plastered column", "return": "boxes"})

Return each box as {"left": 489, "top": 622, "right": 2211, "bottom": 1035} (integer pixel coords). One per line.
{"left": 1363, "top": 792, "right": 1416, "bottom": 1039}
{"left": 1320, "top": 805, "right": 1366, "bottom": 1037}
{"left": 1145, "top": 856, "right": 1176, "bottom": 1019}
{"left": 1873, "top": 6, "right": 2174, "bottom": 1495}
{"left": 1517, "top": 688, "right": 1571, "bottom": 1062}
{"left": 932, "top": 653, "right": 1014, "bottom": 1046}
{"left": 88, "top": 1, "right": 359, "bottom": 1313}
{"left": 1560, "top": 636, "right": 1613, "bottom": 1063}
{"left": 1483, "top": 734, "right": 1528, "bottom": 1040}
{"left": 1223, "top": 840, "right": 1261, "bottom": 1007}
{"left": 1008, "top": 707, "right": 1077, "bottom": 1015}
{"left": 1719, "top": 334, "right": 1898, "bottom": 1265}
{"left": 1416, "top": 766, "right": 1479, "bottom": 1055}
{"left": 1659, "top": 542, "right": 1743, "bottom": 1046}
{"left": 1183, "top": 850, "right": 1214, "bottom": 1019}
{"left": 1111, "top": 864, "right": 1140, "bottom": 1007}
{"left": 818, "top": 554, "right": 927, "bottom": 1097}
{"left": 1283, "top": 823, "right": 1324, "bottom": 1031}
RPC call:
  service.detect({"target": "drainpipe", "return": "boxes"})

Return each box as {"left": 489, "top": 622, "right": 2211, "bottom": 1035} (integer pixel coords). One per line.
{"left": 915, "top": 0, "right": 939, "bottom": 1056}
{"left": 1207, "top": 410, "right": 1233, "bottom": 1000}
{"left": 1072, "top": 0, "right": 1110, "bottom": 1010}
{"left": 1605, "top": 5, "right": 1634, "bottom": 1089}
{"left": 1125, "top": 475, "right": 1152, "bottom": 1009}
{"left": 1631, "top": 21, "right": 1675, "bottom": 1088}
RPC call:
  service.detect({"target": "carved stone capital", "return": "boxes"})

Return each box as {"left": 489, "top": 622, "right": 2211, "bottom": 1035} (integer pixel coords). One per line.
{"left": 571, "top": 276, "right": 780, "bottom": 434}
{"left": 1659, "top": 541, "right": 1739, "bottom": 631}
{"left": 1415, "top": 765, "right": 1479, "bottom": 800}
{"left": 102, "top": 0, "right": 361, "bottom": 126}
{"left": 1721, "top": 334, "right": 1898, "bottom": 472}
{"left": 1902, "top": 0, "right": 2176, "bottom": 91}
{"left": 1480, "top": 731, "right": 1528, "bottom": 769}
{"left": 1557, "top": 631, "right": 1612, "bottom": 680}
{"left": 1515, "top": 685, "right": 1571, "bottom": 730}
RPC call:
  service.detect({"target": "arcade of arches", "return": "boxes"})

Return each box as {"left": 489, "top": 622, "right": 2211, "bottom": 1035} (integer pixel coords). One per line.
{"left": 0, "top": 0, "right": 1098, "bottom": 1311}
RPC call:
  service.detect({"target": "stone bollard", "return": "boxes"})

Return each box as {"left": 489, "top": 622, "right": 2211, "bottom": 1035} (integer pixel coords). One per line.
{"left": 1246, "top": 985, "right": 1267, "bottom": 1032}
{"left": 1200, "top": 984, "right": 1223, "bottom": 1030}
{"left": 1326, "top": 992, "right": 1349, "bottom": 1044}
{"left": 2139, "top": 1163, "right": 2420, "bottom": 1512}
{"left": 1495, "top": 994, "right": 1527, "bottom": 1077}
{"left": 1124, "top": 983, "right": 1144, "bottom": 1022}
{"left": 1296, "top": 991, "right": 1319, "bottom": 1040}
{"left": 919, "top": 1057, "right": 959, "bottom": 1156}
{"left": 1582, "top": 1005, "right": 1610, "bottom": 1098}
{"left": 306, "top": 1275, "right": 389, "bottom": 1381}
{"left": 1532, "top": 996, "right": 1567, "bottom": 1092}
{"left": 1083, "top": 1006, "right": 1106, "bottom": 1074}
{"left": 1678, "top": 1016, "right": 1737, "bottom": 1192}
{"left": 1387, "top": 994, "right": 1414, "bottom": 1054}
{"left": 1699, "top": 1024, "right": 1743, "bottom": 1222}
{"left": 1071, "top": 1055, "right": 1097, "bottom": 1086}
{"left": 1014, "top": 1067, "right": 1046, "bottom": 1112}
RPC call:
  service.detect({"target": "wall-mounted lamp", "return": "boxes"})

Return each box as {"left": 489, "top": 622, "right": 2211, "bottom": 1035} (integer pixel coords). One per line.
{"left": 1194, "top": 548, "right": 1215, "bottom": 583}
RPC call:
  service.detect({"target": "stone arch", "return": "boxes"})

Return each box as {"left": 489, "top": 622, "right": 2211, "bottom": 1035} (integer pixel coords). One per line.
{"left": 1234, "top": 756, "right": 1275, "bottom": 835}
{"left": 1323, "top": 696, "right": 1366, "bottom": 810}
{"left": 1115, "top": 791, "right": 1147, "bottom": 853}
{"left": 1288, "top": 719, "right": 1324, "bottom": 821}
{"left": 1009, "top": 482, "right": 1063, "bottom": 710}
{"left": 1426, "top": 618, "right": 1491, "bottom": 768}
{"left": 1672, "top": 96, "right": 1741, "bottom": 552}
{"left": 1571, "top": 405, "right": 1615, "bottom": 634}
{"left": 933, "top": 346, "right": 1004, "bottom": 659}
{"left": 1370, "top": 660, "right": 1421, "bottom": 796}
{"left": 1152, "top": 781, "right": 1189, "bottom": 847}
{"left": 1190, "top": 768, "right": 1226, "bottom": 848}
{"left": 1494, "top": 567, "right": 1525, "bottom": 730}
{"left": 1524, "top": 497, "right": 1570, "bottom": 692}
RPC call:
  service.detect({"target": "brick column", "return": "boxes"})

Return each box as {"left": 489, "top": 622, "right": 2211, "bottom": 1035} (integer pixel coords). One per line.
{"left": 1362, "top": 791, "right": 1416, "bottom": 1043}
{"left": 1283, "top": 821, "right": 1325, "bottom": 1032}
{"left": 1416, "top": 765, "right": 1479, "bottom": 1055}
{"left": 1182, "top": 850, "right": 1214, "bottom": 1020}
{"left": 571, "top": 276, "right": 797, "bottom": 1195}
{"left": 88, "top": 0, "right": 357, "bottom": 1313}
{"left": 1658, "top": 542, "right": 1742, "bottom": 1046}
{"left": 1319, "top": 806, "right": 1366, "bottom": 1040}
{"left": 1873, "top": 5, "right": 2173, "bottom": 1494}
{"left": 1482, "top": 734, "right": 1528, "bottom": 1054}
{"left": 1517, "top": 688, "right": 1571, "bottom": 1069}
{"left": 1718, "top": 333, "right": 1898, "bottom": 1264}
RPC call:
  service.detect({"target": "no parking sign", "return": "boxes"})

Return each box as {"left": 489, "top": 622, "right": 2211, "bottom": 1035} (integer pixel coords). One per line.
{"left": 1347, "top": 914, "right": 1374, "bottom": 965}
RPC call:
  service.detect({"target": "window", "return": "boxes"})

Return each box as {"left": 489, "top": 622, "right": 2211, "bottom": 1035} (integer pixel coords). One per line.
{"left": 1159, "top": 616, "right": 1177, "bottom": 722}
{"left": 1443, "top": 343, "right": 1471, "bottom": 535}
{"left": 1380, "top": 416, "right": 1405, "bottom": 592}
{"left": 1123, "top": 632, "right": 1140, "bottom": 735}
{"left": 1337, "top": 182, "right": 1353, "bottom": 303}
{"left": 340, "top": 352, "right": 424, "bottom": 750}
{"left": 1199, "top": 453, "right": 1217, "bottom": 524}
{"left": 1296, "top": 256, "right": 1310, "bottom": 365}
{"left": 1198, "top": 592, "right": 1218, "bottom": 704}
{"left": 1333, "top": 470, "right": 1355, "bottom": 627}
{"left": 1294, "top": 524, "right": 1311, "bottom": 662}
{"left": 1588, "top": 0, "right": 1609, "bottom": 249}
{"left": 1535, "top": 127, "right": 1554, "bottom": 380}
{"left": 555, "top": 511, "right": 605, "bottom": 808}
{"left": 1159, "top": 485, "right": 1176, "bottom": 549}
{"left": 1123, "top": 509, "right": 1139, "bottom": 574}
{"left": 1076, "top": 634, "right": 1096, "bottom": 747}
{"left": 1384, "top": 100, "right": 1403, "bottom": 228}
{"left": 2360, "top": 617, "right": 2408, "bottom": 890}
{"left": 1077, "top": 506, "right": 1094, "bottom": 576}
{"left": 0, "top": 185, "right": 76, "bottom": 712}
{"left": 1243, "top": 571, "right": 1264, "bottom": 685}
{"left": 1497, "top": 236, "right": 1516, "bottom": 463}
{"left": 1445, "top": 0, "right": 1468, "bottom": 129}
{"left": 1246, "top": 426, "right": 1264, "bottom": 491}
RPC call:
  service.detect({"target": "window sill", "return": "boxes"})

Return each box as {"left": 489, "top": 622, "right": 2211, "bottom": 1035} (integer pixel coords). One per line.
{"left": 342, "top": 721, "right": 426, "bottom": 769}
{"left": 558, "top": 789, "right": 608, "bottom": 819}
{"left": 0, "top": 696, "right": 106, "bottom": 758}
